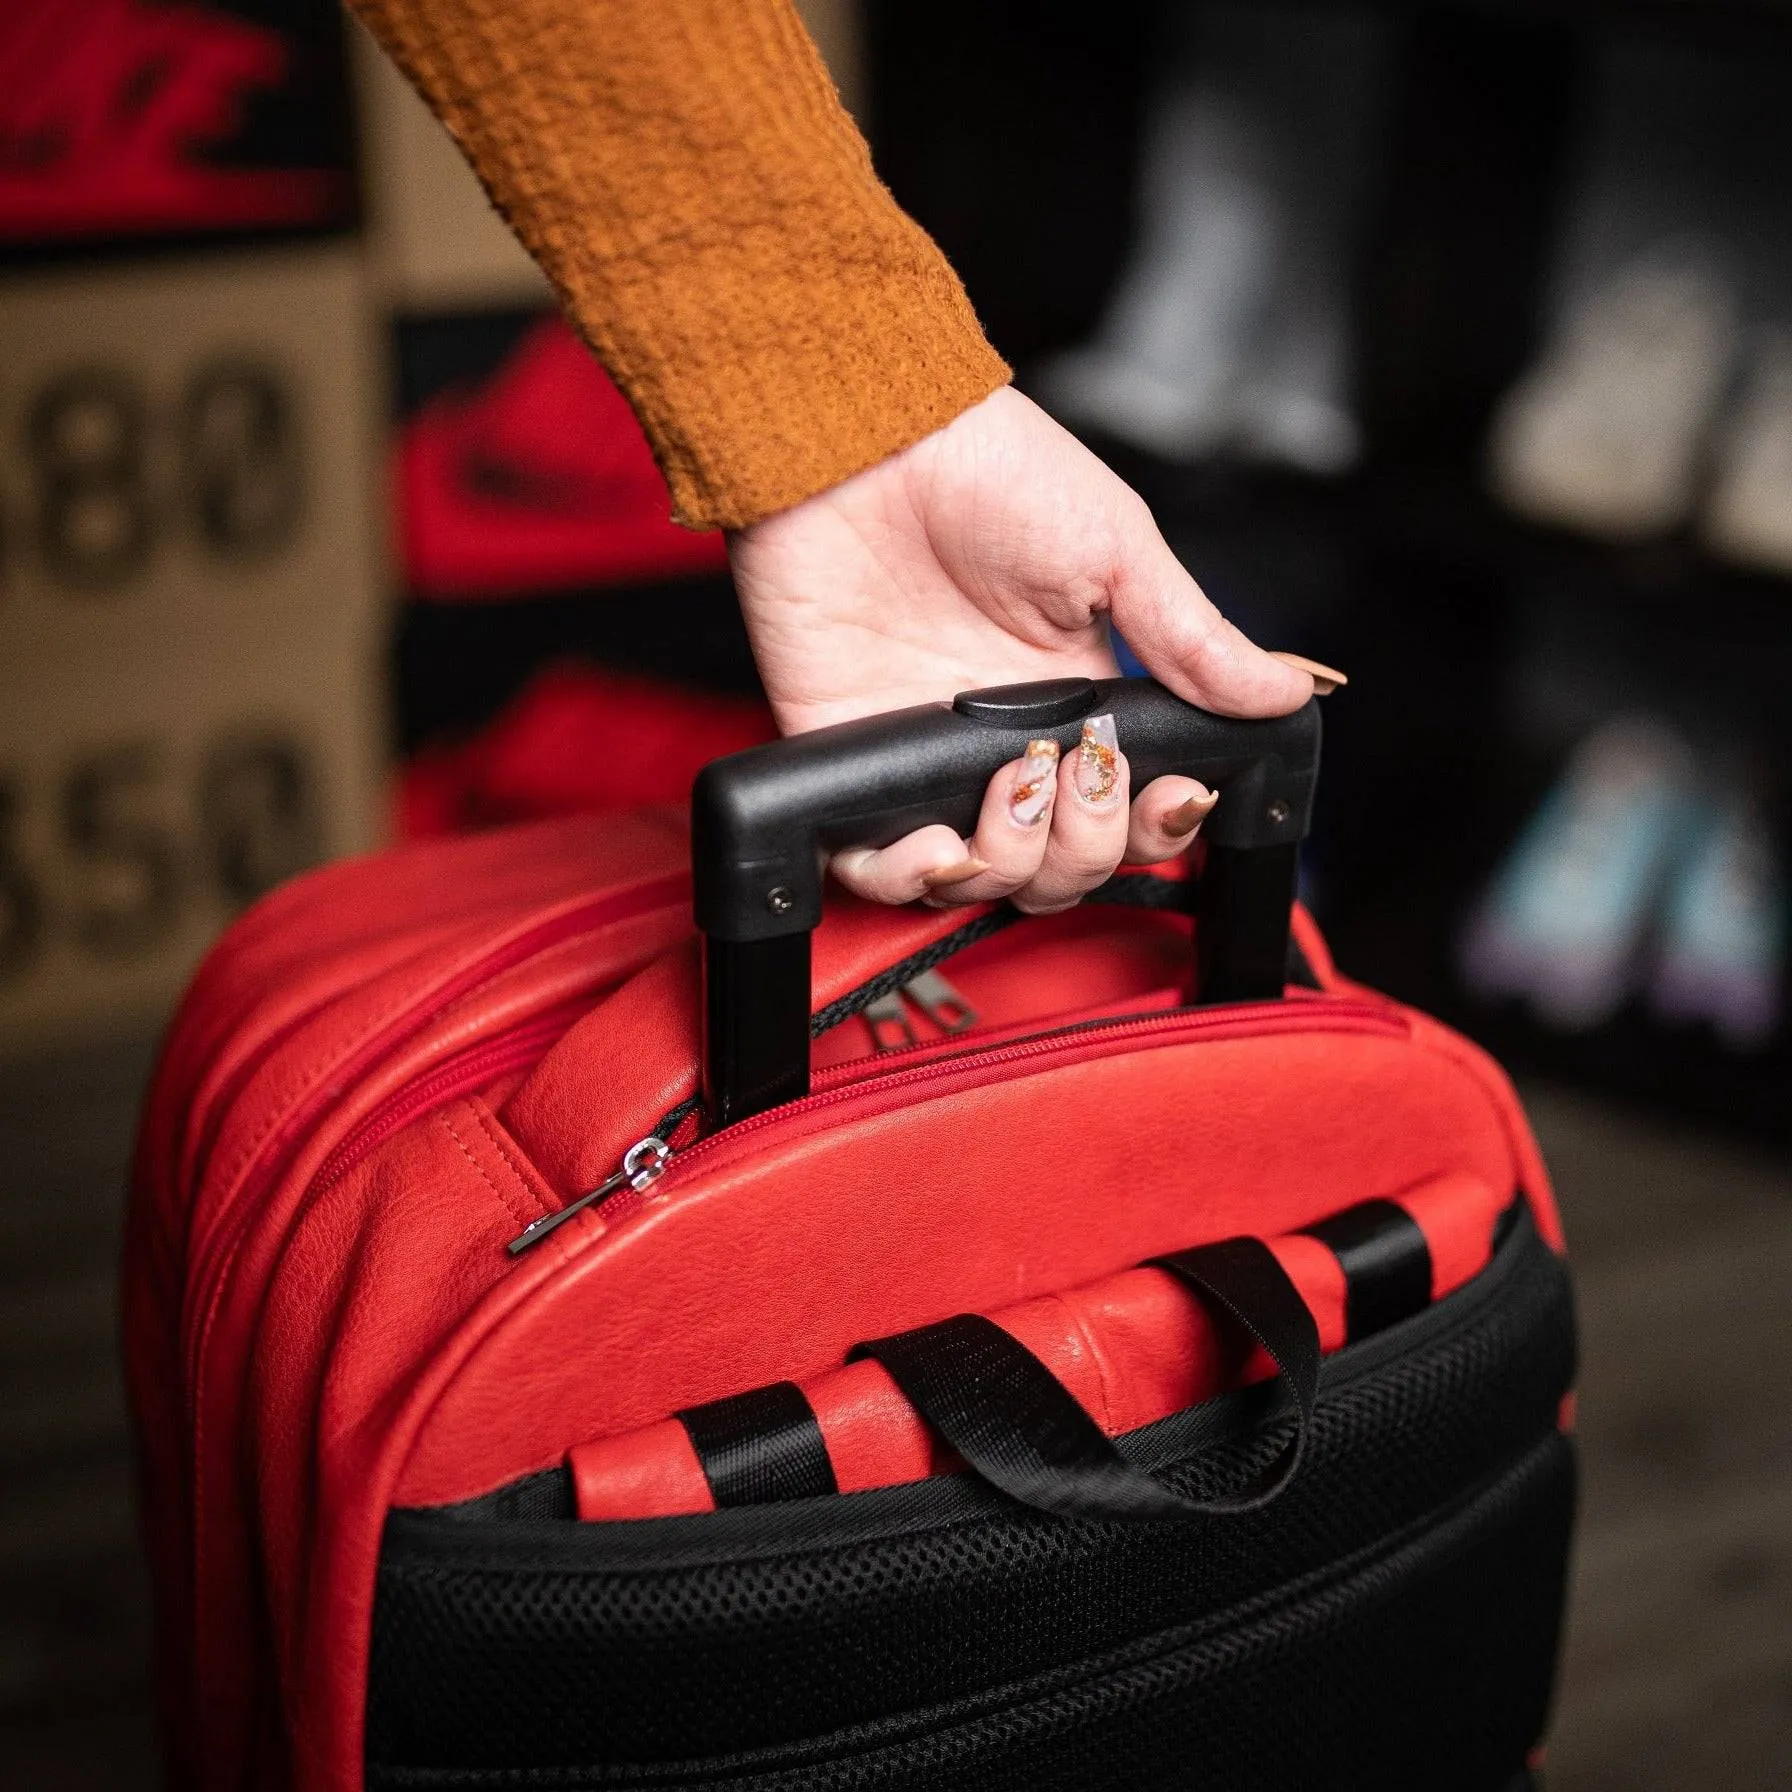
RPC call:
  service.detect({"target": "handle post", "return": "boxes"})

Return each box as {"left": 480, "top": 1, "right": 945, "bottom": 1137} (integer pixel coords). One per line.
{"left": 1194, "top": 842, "right": 1302, "bottom": 1004}
{"left": 702, "top": 934, "right": 811, "bottom": 1127}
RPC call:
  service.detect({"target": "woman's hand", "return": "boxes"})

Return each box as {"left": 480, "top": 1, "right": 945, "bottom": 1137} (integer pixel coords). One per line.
{"left": 728, "top": 386, "right": 1324, "bottom": 913}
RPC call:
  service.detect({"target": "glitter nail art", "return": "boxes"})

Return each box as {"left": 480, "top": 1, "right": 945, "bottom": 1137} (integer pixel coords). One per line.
{"left": 1076, "top": 714, "right": 1119, "bottom": 804}
{"left": 1010, "top": 739, "right": 1060, "bottom": 826}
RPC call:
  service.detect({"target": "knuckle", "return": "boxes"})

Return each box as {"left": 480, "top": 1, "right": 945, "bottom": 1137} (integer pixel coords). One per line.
{"left": 1011, "top": 888, "right": 1080, "bottom": 916}
{"left": 1170, "top": 608, "right": 1226, "bottom": 670}
{"left": 974, "top": 866, "right": 1029, "bottom": 899}
{"left": 1057, "top": 840, "right": 1123, "bottom": 883}
{"left": 971, "top": 835, "right": 1043, "bottom": 885}
{"left": 834, "top": 867, "right": 883, "bottom": 901}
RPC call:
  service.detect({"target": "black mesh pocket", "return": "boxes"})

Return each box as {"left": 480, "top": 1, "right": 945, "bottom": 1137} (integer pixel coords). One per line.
{"left": 368, "top": 1208, "right": 1576, "bottom": 1791}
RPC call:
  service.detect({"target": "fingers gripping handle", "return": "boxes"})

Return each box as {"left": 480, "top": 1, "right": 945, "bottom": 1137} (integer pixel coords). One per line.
{"left": 692, "top": 677, "right": 1321, "bottom": 1125}
{"left": 692, "top": 677, "right": 1320, "bottom": 940}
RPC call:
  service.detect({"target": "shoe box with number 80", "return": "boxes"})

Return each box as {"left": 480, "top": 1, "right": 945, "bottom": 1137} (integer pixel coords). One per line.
{"left": 0, "top": 245, "right": 388, "bottom": 1053}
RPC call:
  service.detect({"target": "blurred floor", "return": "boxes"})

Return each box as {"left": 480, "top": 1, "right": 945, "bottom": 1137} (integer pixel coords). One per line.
{"left": 0, "top": 1048, "right": 1786, "bottom": 1788}
{"left": 0, "top": 1039, "right": 161, "bottom": 1791}
{"left": 1538, "top": 1083, "right": 1792, "bottom": 1789}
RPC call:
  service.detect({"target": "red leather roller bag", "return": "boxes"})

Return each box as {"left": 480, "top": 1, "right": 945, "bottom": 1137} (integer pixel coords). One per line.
{"left": 124, "top": 678, "right": 1575, "bottom": 1792}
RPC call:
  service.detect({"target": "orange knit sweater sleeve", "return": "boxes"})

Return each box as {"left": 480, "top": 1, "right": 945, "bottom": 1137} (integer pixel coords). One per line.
{"left": 348, "top": 0, "right": 1011, "bottom": 530}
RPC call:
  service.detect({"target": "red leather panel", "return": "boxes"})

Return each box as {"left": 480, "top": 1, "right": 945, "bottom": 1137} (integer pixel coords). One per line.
{"left": 813, "top": 1360, "right": 959, "bottom": 1495}
{"left": 573, "top": 1418, "right": 714, "bottom": 1521}
{"left": 1395, "top": 1171, "right": 1501, "bottom": 1301}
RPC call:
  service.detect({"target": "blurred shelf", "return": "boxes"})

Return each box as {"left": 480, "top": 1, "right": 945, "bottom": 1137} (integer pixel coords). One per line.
{"left": 391, "top": 572, "right": 754, "bottom": 753}
{"left": 1366, "top": 472, "right": 1792, "bottom": 702}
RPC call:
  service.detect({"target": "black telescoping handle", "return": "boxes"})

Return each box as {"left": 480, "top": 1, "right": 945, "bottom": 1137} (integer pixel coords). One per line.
{"left": 692, "top": 676, "right": 1322, "bottom": 1125}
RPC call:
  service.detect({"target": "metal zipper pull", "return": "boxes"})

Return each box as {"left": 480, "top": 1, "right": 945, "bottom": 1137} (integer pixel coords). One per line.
{"left": 903, "top": 968, "right": 978, "bottom": 1035}
{"left": 507, "top": 1135, "right": 671, "bottom": 1256}
{"left": 863, "top": 989, "right": 917, "bottom": 1052}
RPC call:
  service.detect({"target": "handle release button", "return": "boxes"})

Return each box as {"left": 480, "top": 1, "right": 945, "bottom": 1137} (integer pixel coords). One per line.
{"left": 952, "top": 678, "right": 1098, "bottom": 729}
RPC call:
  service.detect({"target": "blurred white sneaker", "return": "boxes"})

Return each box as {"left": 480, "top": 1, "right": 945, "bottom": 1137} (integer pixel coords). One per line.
{"left": 1231, "top": 302, "right": 1362, "bottom": 475}
{"left": 1650, "top": 791, "right": 1786, "bottom": 1051}
{"left": 1488, "top": 252, "right": 1738, "bottom": 540}
{"left": 1703, "top": 330, "right": 1792, "bottom": 576}
{"left": 1459, "top": 717, "right": 1698, "bottom": 1030}
{"left": 1035, "top": 88, "right": 1277, "bottom": 461}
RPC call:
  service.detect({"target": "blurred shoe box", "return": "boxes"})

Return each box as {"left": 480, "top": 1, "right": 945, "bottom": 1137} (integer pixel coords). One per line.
{"left": 348, "top": 15, "right": 550, "bottom": 314}
{"left": 0, "top": 245, "right": 389, "bottom": 1053}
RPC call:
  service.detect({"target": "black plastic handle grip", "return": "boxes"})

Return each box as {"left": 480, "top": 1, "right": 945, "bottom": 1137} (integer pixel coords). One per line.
{"left": 691, "top": 678, "right": 1322, "bottom": 1126}
{"left": 692, "top": 676, "right": 1320, "bottom": 941}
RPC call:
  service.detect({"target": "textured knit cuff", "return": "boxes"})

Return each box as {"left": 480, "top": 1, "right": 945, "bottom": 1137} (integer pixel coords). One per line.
{"left": 353, "top": 0, "right": 1012, "bottom": 530}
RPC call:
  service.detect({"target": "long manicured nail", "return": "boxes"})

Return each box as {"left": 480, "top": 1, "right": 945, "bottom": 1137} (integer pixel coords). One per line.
{"left": 921, "top": 857, "right": 991, "bottom": 891}
{"left": 1270, "top": 651, "right": 1348, "bottom": 696}
{"left": 1009, "top": 739, "right": 1060, "bottom": 826}
{"left": 1163, "top": 788, "right": 1217, "bottom": 838}
{"left": 1076, "top": 714, "right": 1120, "bottom": 805}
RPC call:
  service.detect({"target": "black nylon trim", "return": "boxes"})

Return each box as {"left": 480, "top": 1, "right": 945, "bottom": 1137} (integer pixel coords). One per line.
{"left": 851, "top": 1237, "right": 1319, "bottom": 1523}
{"left": 1304, "top": 1200, "right": 1434, "bottom": 1342}
{"left": 677, "top": 1382, "right": 838, "bottom": 1507}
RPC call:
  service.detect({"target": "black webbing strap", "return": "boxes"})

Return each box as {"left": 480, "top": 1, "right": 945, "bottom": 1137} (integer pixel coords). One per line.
{"left": 1303, "top": 1199, "right": 1433, "bottom": 1341}
{"left": 851, "top": 1237, "right": 1319, "bottom": 1523}
{"left": 1151, "top": 1236, "right": 1321, "bottom": 1505}
{"left": 676, "top": 1381, "right": 838, "bottom": 1507}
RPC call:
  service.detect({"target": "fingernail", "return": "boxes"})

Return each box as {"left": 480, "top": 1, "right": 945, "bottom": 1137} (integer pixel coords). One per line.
{"left": 920, "top": 857, "right": 990, "bottom": 891}
{"left": 1163, "top": 788, "right": 1217, "bottom": 838}
{"left": 1009, "top": 739, "right": 1060, "bottom": 826}
{"left": 1269, "top": 651, "right": 1348, "bottom": 696}
{"left": 1076, "top": 714, "right": 1120, "bottom": 805}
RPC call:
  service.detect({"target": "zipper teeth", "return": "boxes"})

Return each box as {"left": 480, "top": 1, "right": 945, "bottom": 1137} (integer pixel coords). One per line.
{"left": 806, "top": 987, "right": 1320, "bottom": 1090}
{"left": 590, "top": 999, "right": 1402, "bottom": 1233}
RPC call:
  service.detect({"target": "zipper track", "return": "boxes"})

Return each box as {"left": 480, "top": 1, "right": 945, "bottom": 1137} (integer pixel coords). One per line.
{"left": 309, "top": 996, "right": 595, "bottom": 1195}
{"left": 582, "top": 998, "right": 1405, "bottom": 1237}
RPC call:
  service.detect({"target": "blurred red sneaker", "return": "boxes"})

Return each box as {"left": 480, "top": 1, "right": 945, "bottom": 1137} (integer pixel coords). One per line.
{"left": 397, "top": 663, "right": 774, "bottom": 838}
{"left": 397, "top": 317, "right": 729, "bottom": 600}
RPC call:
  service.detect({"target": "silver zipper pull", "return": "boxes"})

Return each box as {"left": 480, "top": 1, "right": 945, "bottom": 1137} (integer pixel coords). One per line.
{"left": 507, "top": 1135, "right": 671, "bottom": 1255}
{"left": 863, "top": 989, "right": 917, "bottom": 1052}
{"left": 903, "top": 968, "right": 978, "bottom": 1035}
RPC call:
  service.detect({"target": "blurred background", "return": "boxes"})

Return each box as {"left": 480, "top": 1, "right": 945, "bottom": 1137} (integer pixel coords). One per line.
{"left": 2, "top": 0, "right": 1790, "bottom": 1783}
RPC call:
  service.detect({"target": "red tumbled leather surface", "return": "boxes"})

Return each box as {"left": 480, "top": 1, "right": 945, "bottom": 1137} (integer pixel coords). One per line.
{"left": 123, "top": 815, "right": 1564, "bottom": 1792}
{"left": 394, "top": 1018, "right": 1523, "bottom": 1505}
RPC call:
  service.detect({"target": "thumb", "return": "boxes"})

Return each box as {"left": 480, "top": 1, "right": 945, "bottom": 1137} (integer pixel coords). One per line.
{"left": 1104, "top": 505, "right": 1314, "bottom": 718}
